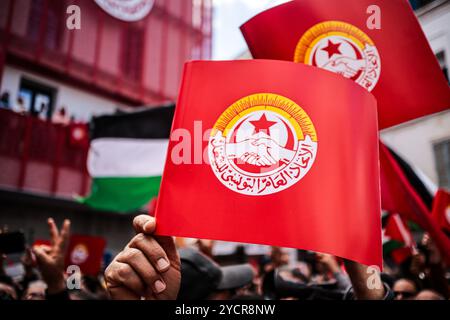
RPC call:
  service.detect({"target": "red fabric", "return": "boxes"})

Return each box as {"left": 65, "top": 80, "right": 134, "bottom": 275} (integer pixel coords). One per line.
{"left": 148, "top": 197, "right": 158, "bottom": 217}
{"left": 32, "top": 240, "right": 51, "bottom": 247}
{"left": 384, "top": 213, "right": 414, "bottom": 264}
{"left": 380, "top": 143, "right": 450, "bottom": 264}
{"left": 432, "top": 189, "right": 450, "bottom": 233}
{"left": 156, "top": 60, "right": 382, "bottom": 267}
{"left": 391, "top": 247, "right": 412, "bottom": 265}
{"left": 68, "top": 123, "right": 89, "bottom": 148}
{"left": 384, "top": 214, "right": 413, "bottom": 245}
{"left": 64, "top": 234, "right": 106, "bottom": 276}
{"left": 241, "top": 0, "right": 450, "bottom": 129}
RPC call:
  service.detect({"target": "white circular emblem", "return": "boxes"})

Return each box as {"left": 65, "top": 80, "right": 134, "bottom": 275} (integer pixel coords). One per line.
{"left": 72, "top": 127, "right": 85, "bottom": 141}
{"left": 94, "top": 0, "right": 154, "bottom": 22}
{"left": 208, "top": 93, "right": 318, "bottom": 196}
{"left": 70, "top": 244, "right": 89, "bottom": 264}
{"left": 295, "top": 21, "right": 381, "bottom": 92}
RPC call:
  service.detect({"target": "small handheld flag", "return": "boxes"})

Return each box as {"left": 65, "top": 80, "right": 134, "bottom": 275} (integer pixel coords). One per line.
{"left": 156, "top": 60, "right": 382, "bottom": 267}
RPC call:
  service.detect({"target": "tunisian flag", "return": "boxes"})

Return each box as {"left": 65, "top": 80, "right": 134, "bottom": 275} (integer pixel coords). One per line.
{"left": 241, "top": 0, "right": 450, "bottom": 129}
{"left": 155, "top": 60, "right": 382, "bottom": 267}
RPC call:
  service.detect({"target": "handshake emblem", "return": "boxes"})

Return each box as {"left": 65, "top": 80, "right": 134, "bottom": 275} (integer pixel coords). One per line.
{"left": 322, "top": 57, "right": 366, "bottom": 79}
{"left": 226, "top": 133, "right": 295, "bottom": 167}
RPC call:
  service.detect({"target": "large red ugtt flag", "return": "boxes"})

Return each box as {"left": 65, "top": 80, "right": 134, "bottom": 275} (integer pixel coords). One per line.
{"left": 241, "top": 0, "right": 450, "bottom": 129}
{"left": 155, "top": 60, "right": 382, "bottom": 267}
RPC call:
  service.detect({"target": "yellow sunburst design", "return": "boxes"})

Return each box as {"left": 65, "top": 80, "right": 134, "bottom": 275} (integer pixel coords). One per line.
{"left": 294, "top": 21, "right": 375, "bottom": 64}
{"left": 211, "top": 93, "right": 317, "bottom": 142}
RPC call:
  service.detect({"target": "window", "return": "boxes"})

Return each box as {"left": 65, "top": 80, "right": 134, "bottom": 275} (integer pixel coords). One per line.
{"left": 436, "top": 51, "right": 449, "bottom": 83}
{"left": 409, "top": 0, "right": 437, "bottom": 10}
{"left": 434, "top": 139, "right": 450, "bottom": 189}
{"left": 19, "top": 78, "right": 57, "bottom": 120}
{"left": 27, "top": 0, "right": 44, "bottom": 42}
{"left": 121, "top": 26, "right": 144, "bottom": 81}
{"left": 27, "top": 0, "right": 64, "bottom": 50}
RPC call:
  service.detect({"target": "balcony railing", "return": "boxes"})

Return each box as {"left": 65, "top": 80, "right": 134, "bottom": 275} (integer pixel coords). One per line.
{"left": 0, "top": 108, "right": 90, "bottom": 198}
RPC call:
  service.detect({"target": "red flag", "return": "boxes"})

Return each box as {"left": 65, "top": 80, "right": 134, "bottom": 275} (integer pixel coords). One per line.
{"left": 68, "top": 123, "right": 89, "bottom": 148}
{"left": 432, "top": 189, "right": 450, "bottom": 233}
{"left": 241, "top": 0, "right": 450, "bottom": 129}
{"left": 380, "top": 143, "right": 450, "bottom": 264}
{"left": 155, "top": 60, "right": 382, "bottom": 267}
{"left": 383, "top": 213, "right": 414, "bottom": 264}
{"left": 65, "top": 234, "right": 106, "bottom": 276}
{"left": 32, "top": 239, "right": 51, "bottom": 247}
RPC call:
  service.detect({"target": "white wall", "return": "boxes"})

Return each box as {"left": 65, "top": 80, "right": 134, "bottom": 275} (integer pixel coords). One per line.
{"left": 1, "top": 65, "right": 130, "bottom": 122}
{"left": 381, "top": 110, "right": 450, "bottom": 185}
{"left": 417, "top": 0, "right": 450, "bottom": 73}
{"left": 380, "top": 1, "right": 450, "bottom": 187}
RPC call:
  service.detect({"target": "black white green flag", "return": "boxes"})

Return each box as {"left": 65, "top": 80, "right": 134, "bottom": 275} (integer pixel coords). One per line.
{"left": 81, "top": 105, "right": 174, "bottom": 212}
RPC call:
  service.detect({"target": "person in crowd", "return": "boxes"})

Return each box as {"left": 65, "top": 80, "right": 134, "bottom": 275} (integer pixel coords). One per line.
{"left": 263, "top": 247, "right": 290, "bottom": 273}
{"left": 37, "top": 102, "right": 48, "bottom": 120}
{"left": 104, "top": 215, "right": 390, "bottom": 300}
{"left": 32, "top": 218, "right": 71, "bottom": 299}
{"left": 0, "top": 91, "right": 11, "bottom": 109}
{"left": 1, "top": 215, "right": 448, "bottom": 301}
{"left": 30, "top": 101, "right": 45, "bottom": 118}
{"left": 0, "top": 282, "right": 17, "bottom": 300}
{"left": 415, "top": 289, "right": 445, "bottom": 300}
{"left": 393, "top": 278, "right": 418, "bottom": 300}
{"left": 177, "top": 247, "right": 255, "bottom": 300}
{"left": 315, "top": 252, "right": 351, "bottom": 290}
{"left": 52, "top": 106, "right": 70, "bottom": 125}
{"left": 13, "top": 96, "right": 26, "bottom": 114}
{"left": 22, "top": 280, "right": 46, "bottom": 300}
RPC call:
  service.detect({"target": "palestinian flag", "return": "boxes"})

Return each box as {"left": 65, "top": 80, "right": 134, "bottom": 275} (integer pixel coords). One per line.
{"left": 382, "top": 212, "right": 414, "bottom": 264}
{"left": 81, "top": 105, "right": 174, "bottom": 212}
{"left": 380, "top": 142, "right": 450, "bottom": 264}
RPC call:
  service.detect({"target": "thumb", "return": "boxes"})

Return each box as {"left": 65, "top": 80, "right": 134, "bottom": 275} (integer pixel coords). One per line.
{"left": 132, "top": 215, "right": 156, "bottom": 235}
{"left": 33, "top": 246, "right": 51, "bottom": 266}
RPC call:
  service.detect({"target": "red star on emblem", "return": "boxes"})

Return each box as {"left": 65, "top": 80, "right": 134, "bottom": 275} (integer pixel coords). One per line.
{"left": 250, "top": 113, "right": 277, "bottom": 135}
{"left": 321, "top": 40, "right": 342, "bottom": 58}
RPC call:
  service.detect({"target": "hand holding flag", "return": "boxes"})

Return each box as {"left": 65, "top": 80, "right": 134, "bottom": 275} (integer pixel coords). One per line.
{"left": 156, "top": 60, "right": 382, "bottom": 268}
{"left": 104, "top": 215, "right": 181, "bottom": 300}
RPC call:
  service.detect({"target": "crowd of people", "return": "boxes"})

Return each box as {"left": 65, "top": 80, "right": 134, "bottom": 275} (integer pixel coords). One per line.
{"left": 0, "top": 90, "right": 72, "bottom": 125}
{"left": 0, "top": 215, "right": 448, "bottom": 301}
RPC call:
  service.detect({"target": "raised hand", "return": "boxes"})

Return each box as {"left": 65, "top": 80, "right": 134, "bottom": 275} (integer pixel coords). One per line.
{"left": 104, "top": 215, "right": 181, "bottom": 300}
{"left": 32, "top": 218, "right": 71, "bottom": 294}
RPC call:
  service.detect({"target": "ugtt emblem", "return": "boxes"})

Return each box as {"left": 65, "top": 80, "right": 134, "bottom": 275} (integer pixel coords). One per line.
{"left": 208, "top": 93, "right": 318, "bottom": 196}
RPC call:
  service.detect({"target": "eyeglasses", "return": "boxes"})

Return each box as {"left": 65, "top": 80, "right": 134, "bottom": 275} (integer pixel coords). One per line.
{"left": 394, "top": 291, "right": 415, "bottom": 299}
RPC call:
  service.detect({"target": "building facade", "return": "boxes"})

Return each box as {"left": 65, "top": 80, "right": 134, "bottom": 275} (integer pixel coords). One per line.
{"left": 381, "top": 0, "right": 450, "bottom": 191}
{"left": 0, "top": 0, "right": 212, "bottom": 255}
{"left": 0, "top": 0, "right": 212, "bottom": 120}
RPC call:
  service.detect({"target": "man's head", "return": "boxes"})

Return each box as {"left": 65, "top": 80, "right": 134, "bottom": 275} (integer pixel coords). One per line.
{"left": 22, "top": 280, "right": 47, "bottom": 300}
{"left": 415, "top": 290, "right": 444, "bottom": 300}
{"left": 393, "top": 278, "right": 417, "bottom": 300}
{"left": 178, "top": 247, "right": 254, "bottom": 300}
